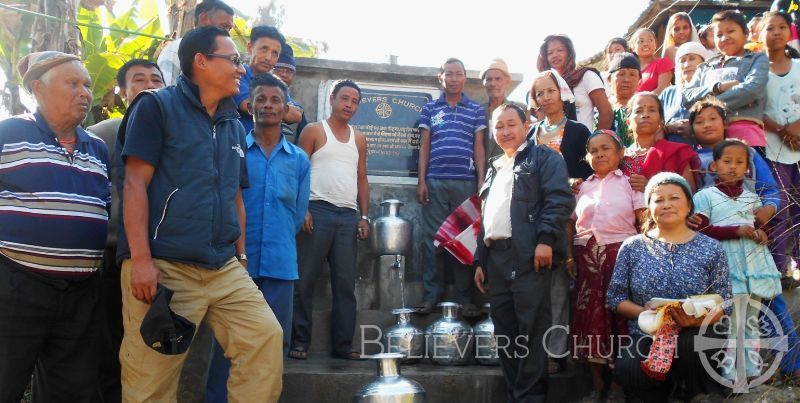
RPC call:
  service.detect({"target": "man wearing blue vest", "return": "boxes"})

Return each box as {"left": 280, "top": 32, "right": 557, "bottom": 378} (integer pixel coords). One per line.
{"left": 417, "top": 58, "right": 487, "bottom": 316}
{"left": 116, "top": 26, "right": 282, "bottom": 401}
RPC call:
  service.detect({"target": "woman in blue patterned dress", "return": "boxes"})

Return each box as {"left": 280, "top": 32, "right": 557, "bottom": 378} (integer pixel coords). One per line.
{"left": 607, "top": 172, "right": 732, "bottom": 402}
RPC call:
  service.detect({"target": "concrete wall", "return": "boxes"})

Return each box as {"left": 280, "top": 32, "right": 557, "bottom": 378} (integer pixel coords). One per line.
{"left": 289, "top": 58, "right": 521, "bottom": 311}
{"left": 290, "top": 58, "right": 523, "bottom": 124}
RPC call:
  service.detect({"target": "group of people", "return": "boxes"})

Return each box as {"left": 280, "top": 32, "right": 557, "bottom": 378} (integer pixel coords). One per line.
{"left": 1, "top": 0, "right": 800, "bottom": 402}
{"left": 470, "top": 7, "right": 800, "bottom": 403}
{"left": 0, "top": 1, "right": 367, "bottom": 402}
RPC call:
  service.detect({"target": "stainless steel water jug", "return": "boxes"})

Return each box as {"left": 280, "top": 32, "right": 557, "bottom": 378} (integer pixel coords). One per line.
{"left": 370, "top": 199, "right": 411, "bottom": 255}
{"left": 474, "top": 303, "right": 499, "bottom": 365}
{"left": 353, "top": 353, "right": 426, "bottom": 402}
{"left": 383, "top": 308, "right": 425, "bottom": 364}
{"left": 425, "top": 302, "right": 474, "bottom": 365}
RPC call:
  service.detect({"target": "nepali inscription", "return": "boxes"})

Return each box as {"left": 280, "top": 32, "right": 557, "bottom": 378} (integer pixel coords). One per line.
{"left": 350, "top": 87, "right": 435, "bottom": 177}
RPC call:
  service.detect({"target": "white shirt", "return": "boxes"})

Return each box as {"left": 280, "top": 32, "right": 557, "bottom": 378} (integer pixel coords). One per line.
{"left": 765, "top": 59, "right": 800, "bottom": 164}
{"left": 157, "top": 38, "right": 182, "bottom": 86}
{"left": 573, "top": 71, "right": 605, "bottom": 131}
{"left": 483, "top": 153, "right": 515, "bottom": 242}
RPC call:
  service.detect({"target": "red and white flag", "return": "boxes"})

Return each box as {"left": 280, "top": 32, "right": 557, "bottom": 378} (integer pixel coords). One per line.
{"left": 433, "top": 194, "right": 482, "bottom": 265}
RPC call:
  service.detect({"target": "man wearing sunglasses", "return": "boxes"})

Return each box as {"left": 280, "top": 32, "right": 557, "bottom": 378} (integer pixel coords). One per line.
{"left": 116, "top": 26, "right": 283, "bottom": 402}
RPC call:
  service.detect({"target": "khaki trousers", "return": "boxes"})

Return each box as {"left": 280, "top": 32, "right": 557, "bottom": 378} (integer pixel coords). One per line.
{"left": 120, "top": 257, "right": 283, "bottom": 402}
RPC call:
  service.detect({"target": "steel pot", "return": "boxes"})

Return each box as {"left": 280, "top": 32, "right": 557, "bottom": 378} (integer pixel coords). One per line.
{"left": 474, "top": 303, "right": 499, "bottom": 365}
{"left": 425, "top": 302, "right": 474, "bottom": 365}
{"left": 383, "top": 308, "right": 425, "bottom": 364}
{"left": 370, "top": 199, "right": 412, "bottom": 255}
{"left": 353, "top": 353, "right": 426, "bottom": 402}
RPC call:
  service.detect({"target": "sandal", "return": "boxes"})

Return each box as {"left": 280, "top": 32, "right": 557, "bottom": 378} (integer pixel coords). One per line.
{"left": 417, "top": 301, "right": 437, "bottom": 315}
{"left": 781, "top": 276, "right": 800, "bottom": 290}
{"left": 547, "top": 358, "right": 563, "bottom": 374}
{"left": 335, "top": 351, "right": 366, "bottom": 361}
{"left": 288, "top": 348, "right": 308, "bottom": 360}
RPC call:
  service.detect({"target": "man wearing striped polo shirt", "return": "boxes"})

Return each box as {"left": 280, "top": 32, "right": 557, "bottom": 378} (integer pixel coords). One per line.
{"left": 417, "top": 58, "right": 486, "bottom": 316}
{"left": 0, "top": 52, "right": 111, "bottom": 401}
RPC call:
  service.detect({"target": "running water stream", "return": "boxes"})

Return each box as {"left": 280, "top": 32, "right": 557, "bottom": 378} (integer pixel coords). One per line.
{"left": 395, "top": 254, "right": 406, "bottom": 309}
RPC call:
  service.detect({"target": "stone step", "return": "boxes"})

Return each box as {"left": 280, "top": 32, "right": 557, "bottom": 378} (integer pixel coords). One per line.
{"left": 307, "top": 308, "right": 489, "bottom": 354}
{"left": 280, "top": 353, "right": 593, "bottom": 403}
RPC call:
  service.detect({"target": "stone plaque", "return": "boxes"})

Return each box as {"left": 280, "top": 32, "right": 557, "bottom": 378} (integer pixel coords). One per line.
{"left": 351, "top": 86, "right": 436, "bottom": 177}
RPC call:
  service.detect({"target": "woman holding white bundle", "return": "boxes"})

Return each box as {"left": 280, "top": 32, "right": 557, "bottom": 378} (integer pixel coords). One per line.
{"left": 607, "top": 172, "right": 732, "bottom": 402}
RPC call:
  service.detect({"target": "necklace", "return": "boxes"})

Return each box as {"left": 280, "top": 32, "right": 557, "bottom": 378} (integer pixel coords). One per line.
{"left": 627, "top": 140, "right": 653, "bottom": 157}
{"left": 542, "top": 116, "right": 567, "bottom": 132}
{"left": 58, "top": 137, "right": 76, "bottom": 153}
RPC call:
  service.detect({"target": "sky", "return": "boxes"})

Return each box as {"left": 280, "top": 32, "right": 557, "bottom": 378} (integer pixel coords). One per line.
{"left": 257, "top": 0, "right": 652, "bottom": 101}
{"left": 1, "top": 0, "right": 652, "bottom": 117}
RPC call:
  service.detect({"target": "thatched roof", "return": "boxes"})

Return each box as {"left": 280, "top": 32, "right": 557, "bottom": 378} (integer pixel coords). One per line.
{"left": 579, "top": 0, "right": 773, "bottom": 70}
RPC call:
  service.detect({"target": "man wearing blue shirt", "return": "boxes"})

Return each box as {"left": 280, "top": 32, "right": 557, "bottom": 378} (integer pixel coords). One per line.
{"left": 206, "top": 73, "right": 310, "bottom": 401}
{"left": 417, "top": 58, "right": 487, "bottom": 316}
{"left": 235, "top": 25, "right": 285, "bottom": 133}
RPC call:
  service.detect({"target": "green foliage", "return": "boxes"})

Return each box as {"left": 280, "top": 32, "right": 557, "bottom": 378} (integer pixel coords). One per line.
{"left": 76, "top": 0, "right": 167, "bottom": 123}
{"left": 287, "top": 37, "right": 324, "bottom": 58}
{"left": 0, "top": 0, "right": 324, "bottom": 119}
{"left": 230, "top": 16, "right": 251, "bottom": 53}
{"left": 84, "top": 52, "right": 126, "bottom": 103}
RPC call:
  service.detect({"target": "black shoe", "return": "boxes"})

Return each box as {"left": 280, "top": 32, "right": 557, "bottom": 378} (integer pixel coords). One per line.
{"left": 462, "top": 303, "right": 481, "bottom": 318}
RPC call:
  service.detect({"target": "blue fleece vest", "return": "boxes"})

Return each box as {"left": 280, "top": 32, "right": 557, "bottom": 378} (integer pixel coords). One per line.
{"left": 116, "top": 76, "right": 247, "bottom": 269}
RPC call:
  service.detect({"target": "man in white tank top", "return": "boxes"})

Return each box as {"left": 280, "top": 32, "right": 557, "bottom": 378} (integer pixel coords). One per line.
{"left": 291, "top": 80, "right": 370, "bottom": 360}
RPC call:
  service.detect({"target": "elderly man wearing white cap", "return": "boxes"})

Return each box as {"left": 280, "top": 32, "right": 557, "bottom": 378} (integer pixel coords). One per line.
{"left": 481, "top": 58, "right": 512, "bottom": 161}
{"left": 0, "top": 51, "right": 111, "bottom": 402}
{"left": 660, "top": 42, "right": 712, "bottom": 144}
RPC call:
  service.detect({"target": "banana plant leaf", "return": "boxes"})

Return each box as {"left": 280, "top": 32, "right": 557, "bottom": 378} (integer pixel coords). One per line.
{"left": 85, "top": 52, "right": 126, "bottom": 107}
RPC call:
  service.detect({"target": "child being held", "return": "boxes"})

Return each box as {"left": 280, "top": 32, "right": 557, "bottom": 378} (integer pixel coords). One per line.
{"left": 692, "top": 139, "right": 782, "bottom": 381}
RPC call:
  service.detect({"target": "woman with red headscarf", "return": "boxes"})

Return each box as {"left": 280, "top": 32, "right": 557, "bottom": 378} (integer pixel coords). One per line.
{"left": 538, "top": 34, "right": 613, "bottom": 132}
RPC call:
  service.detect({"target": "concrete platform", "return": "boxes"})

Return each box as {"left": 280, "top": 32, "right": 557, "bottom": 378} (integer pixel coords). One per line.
{"left": 176, "top": 285, "right": 800, "bottom": 402}
{"left": 280, "top": 353, "right": 593, "bottom": 403}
